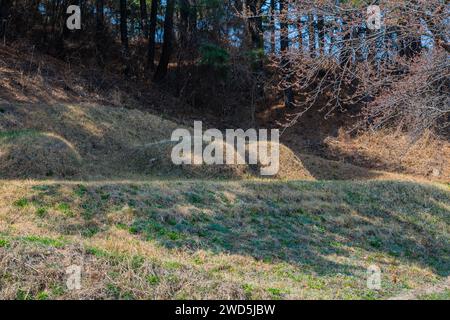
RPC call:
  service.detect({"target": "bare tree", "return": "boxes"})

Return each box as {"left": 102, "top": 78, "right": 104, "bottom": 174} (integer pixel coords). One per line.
{"left": 120, "top": 0, "right": 131, "bottom": 75}
{"left": 264, "top": 0, "right": 449, "bottom": 135}
{"left": 0, "top": 0, "right": 12, "bottom": 39}
{"left": 139, "top": 0, "right": 149, "bottom": 39}
{"left": 148, "top": 0, "right": 159, "bottom": 70}
{"left": 364, "top": 49, "right": 450, "bottom": 138}
{"left": 154, "top": 0, "right": 175, "bottom": 82}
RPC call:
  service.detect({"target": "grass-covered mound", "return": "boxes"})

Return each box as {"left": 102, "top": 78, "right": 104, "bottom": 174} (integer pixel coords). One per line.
{"left": 0, "top": 130, "right": 81, "bottom": 178}
{"left": 0, "top": 102, "right": 402, "bottom": 181}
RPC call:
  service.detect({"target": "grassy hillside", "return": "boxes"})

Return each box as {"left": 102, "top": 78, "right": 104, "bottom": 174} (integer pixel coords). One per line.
{"left": 0, "top": 99, "right": 448, "bottom": 300}
{"left": 0, "top": 101, "right": 431, "bottom": 182}
{"left": 0, "top": 179, "right": 448, "bottom": 299}
{"left": 0, "top": 22, "right": 449, "bottom": 302}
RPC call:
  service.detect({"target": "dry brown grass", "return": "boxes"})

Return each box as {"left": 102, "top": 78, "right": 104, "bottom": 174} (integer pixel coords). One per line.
{"left": 0, "top": 131, "right": 81, "bottom": 178}
{"left": 1, "top": 42, "right": 447, "bottom": 183}
{"left": 0, "top": 31, "right": 448, "bottom": 302}
{"left": 1, "top": 100, "right": 404, "bottom": 181}
{"left": 324, "top": 129, "right": 450, "bottom": 183}
{"left": 2, "top": 100, "right": 435, "bottom": 182}
{"left": 0, "top": 102, "right": 180, "bottom": 179}
{"left": 0, "top": 43, "right": 202, "bottom": 126}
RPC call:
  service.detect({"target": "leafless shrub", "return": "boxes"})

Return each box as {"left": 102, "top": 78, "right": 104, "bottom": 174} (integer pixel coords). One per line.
{"left": 363, "top": 49, "right": 449, "bottom": 138}
{"left": 241, "top": 0, "right": 449, "bottom": 136}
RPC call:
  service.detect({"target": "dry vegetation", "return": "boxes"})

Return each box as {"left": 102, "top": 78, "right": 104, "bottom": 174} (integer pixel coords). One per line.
{"left": 324, "top": 129, "right": 450, "bottom": 183}
{"left": 1, "top": 43, "right": 448, "bottom": 182}
{"left": 2, "top": 101, "right": 438, "bottom": 182}
{"left": 0, "top": 180, "right": 449, "bottom": 300}
{"left": 0, "top": 44, "right": 449, "bottom": 300}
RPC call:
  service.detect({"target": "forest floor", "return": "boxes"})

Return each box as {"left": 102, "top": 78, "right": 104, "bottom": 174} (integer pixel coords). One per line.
{"left": 0, "top": 44, "right": 449, "bottom": 300}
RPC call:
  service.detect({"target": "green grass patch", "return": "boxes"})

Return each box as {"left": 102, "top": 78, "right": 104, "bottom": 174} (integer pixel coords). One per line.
{"left": 242, "top": 284, "right": 254, "bottom": 299}
{"left": 106, "top": 283, "right": 135, "bottom": 300}
{"left": 1, "top": 179, "right": 449, "bottom": 300}
{"left": 36, "top": 291, "right": 49, "bottom": 300}
{"left": 13, "top": 198, "right": 29, "bottom": 208}
{"left": 56, "top": 202, "right": 74, "bottom": 216}
{"left": 0, "top": 238, "right": 10, "bottom": 248}
{"left": 146, "top": 275, "right": 160, "bottom": 285}
{"left": 81, "top": 225, "right": 100, "bottom": 238}
{"left": 86, "top": 246, "right": 111, "bottom": 258}
{"left": 266, "top": 287, "right": 285, "bottom": 299}
{"left": 418, "top": 289, "right": 450, "bottom": 300}
{"left": 74, "top": 184, "right": 88, "bottom": 197}
{"left": 0, "top": 129, "right": 39, "bottom": 141}
{"left": 21, "top": 235, "right": 65, "bottom": 248}
{"left": 35, "top": 207, "right": 48, "bottom": 218}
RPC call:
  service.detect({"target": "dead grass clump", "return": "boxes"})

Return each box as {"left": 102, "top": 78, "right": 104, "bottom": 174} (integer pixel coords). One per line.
{"left": 275, "top": 144, "right": 315, "bottom": 180}
{"left": 0, "top": 132, "right": 81, "bottom": 178}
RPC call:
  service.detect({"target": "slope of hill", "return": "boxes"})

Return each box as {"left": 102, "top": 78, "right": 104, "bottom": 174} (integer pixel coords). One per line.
{"left": 2, "top": 43, "right": 449, "bottom": 182}
{"left": 0, "top": 44, "right": 449, "bottom": 300}
{"left": 1, "top": 101, "right": 435, "bottom": 182}
{"left": 0, "top": 179, "right": 449, "bottom": 299}
{"left": 0, "top": 101, "right": 448, "bottom": 300}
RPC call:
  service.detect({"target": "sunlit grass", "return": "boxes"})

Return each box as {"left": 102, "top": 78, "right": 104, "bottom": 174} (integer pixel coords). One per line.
{"left": 0, "top": 179, "right": 448, "bottom": 299}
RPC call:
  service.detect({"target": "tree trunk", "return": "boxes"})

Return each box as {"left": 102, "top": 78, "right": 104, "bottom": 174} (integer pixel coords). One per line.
{"left": 308, "top": 14, "right": 315, "bottom": 57}
{"left": 148, "top": 0, "right": 159, "bottom": 70}
{"left": 96, "top": 0, "right": 104, "bottom": 32}
{"left": 270, "top": 0, "right": 276, "bottom": 53}
{"left": 279, "top": 0, "right": 289, "bottom": 52}
{"left": 120, "top": 0, "right": 130, "bottom": 75}
{"left": 340, "top": 18, "right": 351, "bottom": 68}
{"left": 188, "top": 0, "right": 197, "bottom": 34}
{"left": 317, "top": 15, "right": 325, "bottom": 55}
{"left": 246, "top": 0, "right": 264, "bottom": 50}
{"left": 180, "top": 0, "right": 189, "bottom": 35}
{"left": 356, "top": 19, "right": 366, "bottom": 62}
{"left": 54, "top": 0, "right": 70, "bottom": 57}
{"left": 179, "top": 0, "right": 190, "bottom": 50}
{"left": 96, "top": 0, "right": 105, "bottom": 65}
{"left": 178, "top": 0, "right": 197, "bottom": 65}
{"left": 0, "top": 0, "right": 12, "bottom": 39}
{"left": 279, "top": 0, "right": 294, "bottom": 108}
{"left": 139, "top": 0, "right": 149, "bottom": 38}
{"left": 297, "top": 14, "right": 303, "bottom": 51}
{"left": 154, "top": 0, "right": 175, "bottom": 82}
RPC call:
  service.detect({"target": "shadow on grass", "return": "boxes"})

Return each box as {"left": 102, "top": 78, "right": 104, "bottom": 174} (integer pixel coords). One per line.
{"left": 20, "top": 179, "right": 450, "bottom": 277}
{"left": 1, "top": 101, "right": 387, "bottom": 182}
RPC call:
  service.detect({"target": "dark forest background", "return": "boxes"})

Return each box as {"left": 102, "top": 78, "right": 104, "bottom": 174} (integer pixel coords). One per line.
{"left": 0, "top": 0, "right": 448, "bottom": 136}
